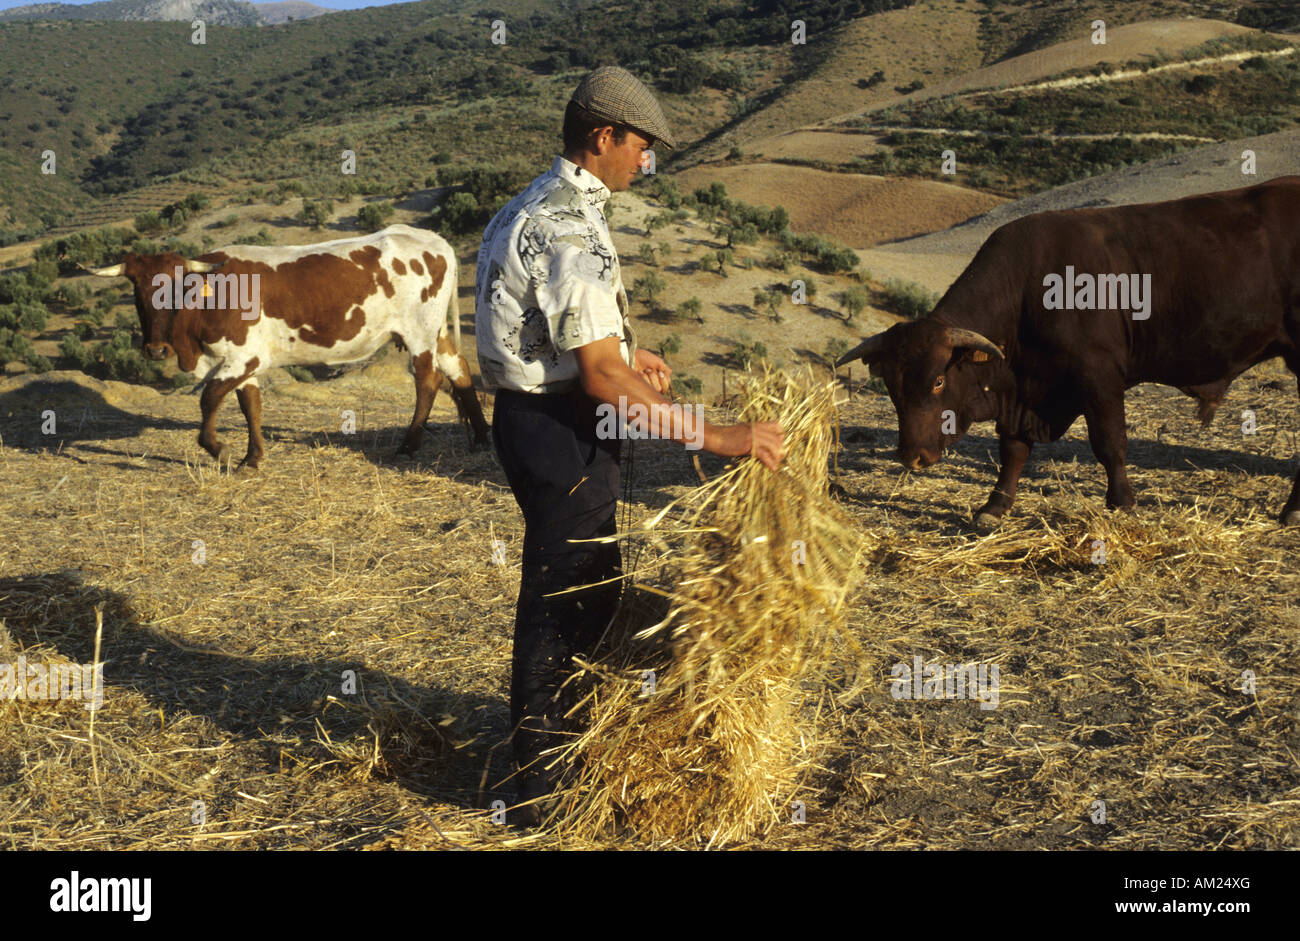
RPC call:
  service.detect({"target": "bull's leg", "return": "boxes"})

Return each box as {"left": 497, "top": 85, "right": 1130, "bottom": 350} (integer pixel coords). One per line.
{"left": 1082, "top": 389, "right": 1135, "bottom": 510}
{"left": 437, "top": 335, "right": 490, "bottom": 447}
{"left": 235, "top": 381, "right": 265, "bottom": 470}
{"left": 1281, "top": 373, "right": 1300, "bottom": 525}
{"left": 198, "top": 360, "right": 259, "bottom": 468}
{"left": 395, "top": 350, "right": 443, "bottom": 459}
{"left": 974, "top": 434, "right": 1033, "bottom": 530}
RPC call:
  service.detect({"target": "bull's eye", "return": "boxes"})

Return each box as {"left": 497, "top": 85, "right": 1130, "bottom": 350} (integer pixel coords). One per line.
{"left": 933, "top": 375, "right": 945, "bottom": 393}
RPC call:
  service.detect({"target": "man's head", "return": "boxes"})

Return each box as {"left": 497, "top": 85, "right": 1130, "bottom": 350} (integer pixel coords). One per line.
{"left": 563, "top": 66, "right": 675, "bottom": 193}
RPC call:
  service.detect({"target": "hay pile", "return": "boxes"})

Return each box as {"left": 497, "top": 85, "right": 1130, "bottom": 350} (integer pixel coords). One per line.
{"left": 544, "top": 368, "right": 867, "bottom": 846}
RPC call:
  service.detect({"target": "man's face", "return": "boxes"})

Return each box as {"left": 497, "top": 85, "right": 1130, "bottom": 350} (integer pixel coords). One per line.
{"left": 597, "top": 127, "right": 653, "bottom": 192}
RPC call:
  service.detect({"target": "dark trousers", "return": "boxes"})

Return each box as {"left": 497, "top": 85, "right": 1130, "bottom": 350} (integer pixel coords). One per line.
{"left": 491, "top": 387, "right": 623, "bottom": 788}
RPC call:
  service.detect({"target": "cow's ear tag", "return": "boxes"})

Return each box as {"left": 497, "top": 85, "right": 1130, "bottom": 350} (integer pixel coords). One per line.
{"left": 971, "top": 350, "right": 990, "bottom": 363}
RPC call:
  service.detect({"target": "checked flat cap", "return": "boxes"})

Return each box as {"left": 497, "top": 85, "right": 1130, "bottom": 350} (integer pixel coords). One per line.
{"left": 570, "top": 66, "right": 677, "bottom": 150}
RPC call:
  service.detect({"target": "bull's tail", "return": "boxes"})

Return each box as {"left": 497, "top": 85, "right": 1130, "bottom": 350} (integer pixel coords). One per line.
{"left": 449, "top": 253, "right": 461, "bottom": 352}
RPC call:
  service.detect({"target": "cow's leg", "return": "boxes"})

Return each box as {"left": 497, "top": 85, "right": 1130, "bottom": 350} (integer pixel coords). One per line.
{"left": 235, "top": 380, "right": 264, "bottom": 471}
{"left": 198, "top": 360, "right": 259, "bottom": 468}
{"left": 395, "top": 350, "right": 443, "bottom": 459}
{"left": 1082, "top": 388, "right": 1135, "bottom": 510}
{"left": 437, "top": 335, "right": 491, "bottom": 448}
{"left": 974, "top": 434, "right": 1033, "bottom": 530}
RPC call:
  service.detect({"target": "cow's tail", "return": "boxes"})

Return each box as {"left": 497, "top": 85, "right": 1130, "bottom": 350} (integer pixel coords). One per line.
{"left": 449, "top": 253, "right": 461, "bottom": 352}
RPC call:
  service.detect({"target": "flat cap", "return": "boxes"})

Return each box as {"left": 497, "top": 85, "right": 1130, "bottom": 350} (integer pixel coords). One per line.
{"left": 570, "top": 66, "right": 677, "bottom": 150}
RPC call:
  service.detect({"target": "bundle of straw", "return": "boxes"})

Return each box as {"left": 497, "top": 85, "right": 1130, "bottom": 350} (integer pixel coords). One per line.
{"left": 546, "top": 367, "right": 867, "bottom": 845}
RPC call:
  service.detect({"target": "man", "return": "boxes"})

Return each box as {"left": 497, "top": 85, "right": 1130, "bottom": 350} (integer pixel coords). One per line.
{"left": 475, "top": 66, "right": 786, "bottom": 824}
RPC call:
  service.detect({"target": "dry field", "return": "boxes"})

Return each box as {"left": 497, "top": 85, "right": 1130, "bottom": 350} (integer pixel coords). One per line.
{"left": 2, "top": 348, "right": 1298, "bottom": 848}
{"left": 670, "top": 163, "right": 1005, "bottom": 249}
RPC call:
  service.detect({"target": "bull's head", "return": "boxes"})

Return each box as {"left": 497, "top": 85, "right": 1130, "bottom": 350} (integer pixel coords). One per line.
{"left": 82, "top": 254, "right": 225, "bottom": 361}
{"left": 838, "top": 321, "right": 1003, "bottom": 470}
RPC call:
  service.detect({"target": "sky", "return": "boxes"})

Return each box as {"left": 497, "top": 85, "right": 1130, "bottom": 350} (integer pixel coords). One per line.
{"left": 0, "top": 0, "right": 407, "bottom": 11}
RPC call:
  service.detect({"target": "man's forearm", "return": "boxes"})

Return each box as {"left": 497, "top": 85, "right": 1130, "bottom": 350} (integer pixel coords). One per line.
{"left": 581, "top": 359, "right": 722, "bottom": 451}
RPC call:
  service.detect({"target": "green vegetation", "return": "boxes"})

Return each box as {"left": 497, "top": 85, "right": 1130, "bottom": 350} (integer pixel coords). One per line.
{"left": 355, "top": 202, "right": 395, "bottom": 233}
{"left": 879, "top": 279, "right": 939, "bottom": 319}
{"left": 58, "top": 328, "right": 166, "bottom": 383}
{"left": 846, "top": 44, "right": 1300, "bottom": 196}
{"left": 0, "top": 327, "right": 51, "bottom": 371}
{"left": 728, "top": 333, "right": 769, "bottom": 371}
{"left": 824, "top": 337, "right": 851, "bottom": 367}
{"left": 838, "top": 286, "right": 869, "bottom": 323}
{"left": 677, "top": 297, "right": 703, "bottom": 325}
{"left": 671, "top": 373, "right": 703, "bottom": 398}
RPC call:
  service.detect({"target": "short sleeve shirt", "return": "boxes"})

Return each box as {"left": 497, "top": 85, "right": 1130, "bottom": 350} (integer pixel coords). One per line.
{"left": 475, "top": 156, "right": 638, "bottom": 393}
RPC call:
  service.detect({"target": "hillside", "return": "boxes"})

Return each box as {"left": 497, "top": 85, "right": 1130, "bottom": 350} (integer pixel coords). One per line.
{"left": 0, "top": 0, "right": 263, "bottom": 25}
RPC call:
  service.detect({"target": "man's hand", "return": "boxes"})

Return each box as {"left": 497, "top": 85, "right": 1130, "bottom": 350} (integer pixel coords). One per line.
{"left": 634, "top": 348, "right": 671, "bottom": 395}
{"left": 707, "top": 422, "right": 787, "bottom": 472}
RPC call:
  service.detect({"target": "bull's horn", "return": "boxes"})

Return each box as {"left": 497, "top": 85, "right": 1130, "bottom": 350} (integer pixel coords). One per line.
{"left": 945, "top": 327, "right": 1003, "bottom": 359}
{"left": 183, "top": 259, "right": 225, "bottom": 273}
{"left": 80, "top": 263, "right": 125, "bottom": 277}
{"left": 835, "top": 332, "right": 887, "bottom": 368}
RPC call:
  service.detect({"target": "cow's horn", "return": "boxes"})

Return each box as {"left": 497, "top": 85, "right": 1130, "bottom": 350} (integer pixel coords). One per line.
{"left": 835, "top": 332, "right": 887, "bottom": 368}
{"left": 80, "top": 263, "right": 125, "bottom": 277}
{"left": 945, "top": 327, "right": 1003, "bottom": 359}
{"left": 183, "top": 259, "right": 224, "bottom": 273}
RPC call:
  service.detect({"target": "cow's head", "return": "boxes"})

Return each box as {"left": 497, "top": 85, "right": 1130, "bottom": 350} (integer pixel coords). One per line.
{"left": 82, "top": 253, "right": 225, "bottom": 361}
{"left": 837, "top": 321, "right": 1003, "bottom": 470}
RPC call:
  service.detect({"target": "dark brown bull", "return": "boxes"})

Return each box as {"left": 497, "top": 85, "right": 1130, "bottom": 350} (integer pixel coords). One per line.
{"left": 839, "top": 176, "right": 1300, "bottom": 527}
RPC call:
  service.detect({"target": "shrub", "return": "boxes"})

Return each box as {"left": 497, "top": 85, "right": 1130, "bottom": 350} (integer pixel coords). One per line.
{"left": 728, "top": 335, "right": 768, "bottom": 371}
{"left": 298, "top": 198, "right": 335, "bottom": 229}
{"left": 838, "top": 287, "right": 868, "bottom": 323}
{"left": 671, "top": 374, "right": 703, "bottom": 397}
{"left": 17, "top": 301, "right": 48, "bottom": 333}
{"left": 880, "top": 278, "right": 939, "bottom": 319}
{"left": 356, "top": 202, "right": 395, "bottom": 232}
{"left": 678, "top": 297, "right": 703, "bottom": 324}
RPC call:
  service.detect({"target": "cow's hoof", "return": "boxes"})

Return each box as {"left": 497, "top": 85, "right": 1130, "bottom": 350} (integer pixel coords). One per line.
{"left": 973, "top": 511, "right": 1002, "bottom": 532}
{"left": 1281, "top": 510, "right": 1300, "bottom": 527}
{"left": 235, "top": 460, "right": 260, "bottom": 475}
{"left": 471, "top": 435, "right": 491, "bottom": 451}
{"left": 214, "top": 444, "right": 233, "bottom": 468}
{"left": 387, "top": 448, "right": 416, "bottom": 464}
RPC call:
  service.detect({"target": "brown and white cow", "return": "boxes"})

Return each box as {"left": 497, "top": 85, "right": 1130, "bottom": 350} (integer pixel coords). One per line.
{"left": 84, "top": 224, "right": 490, "bottom": 469}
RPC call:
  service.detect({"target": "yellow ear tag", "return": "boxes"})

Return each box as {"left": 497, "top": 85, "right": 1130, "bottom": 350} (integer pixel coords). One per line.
{"left": 971, "top": 350, "right": 990, "bottom": 362}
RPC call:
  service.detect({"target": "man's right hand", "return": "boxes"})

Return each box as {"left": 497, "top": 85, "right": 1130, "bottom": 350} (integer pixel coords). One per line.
{"left": 706, "top": 421, "right": 786, "bottom": 471}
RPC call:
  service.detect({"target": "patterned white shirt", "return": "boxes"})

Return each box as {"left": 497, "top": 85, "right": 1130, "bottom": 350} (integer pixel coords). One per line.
{"left": 475, "top": 155, "right": 637, "bottom": 393}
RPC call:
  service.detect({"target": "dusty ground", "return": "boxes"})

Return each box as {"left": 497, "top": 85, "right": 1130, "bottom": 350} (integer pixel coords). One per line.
{"left": 1, "top": 354, "right": 1298, "bottom": 848}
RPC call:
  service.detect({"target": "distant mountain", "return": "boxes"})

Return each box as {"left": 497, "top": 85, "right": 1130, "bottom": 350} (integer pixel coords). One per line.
{"left": 253, "top": 2, "right": 331, "bottom": 24}
{"left": 0, "top": 0, "right": 327, "bottom": 27}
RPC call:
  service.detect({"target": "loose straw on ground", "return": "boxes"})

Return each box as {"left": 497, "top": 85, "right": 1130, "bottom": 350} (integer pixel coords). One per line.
{"left": 544, "top": 367, "right": 868, "bottom": 845}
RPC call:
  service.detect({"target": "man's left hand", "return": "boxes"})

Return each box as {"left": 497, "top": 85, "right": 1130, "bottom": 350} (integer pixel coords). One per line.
{"left": 634, "top": 348, "right": 672, "bottom": 395}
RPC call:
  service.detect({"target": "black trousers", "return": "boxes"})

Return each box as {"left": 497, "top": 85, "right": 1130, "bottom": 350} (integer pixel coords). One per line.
{"left": 491, "top": 387, "right": 623, "bottom": 786}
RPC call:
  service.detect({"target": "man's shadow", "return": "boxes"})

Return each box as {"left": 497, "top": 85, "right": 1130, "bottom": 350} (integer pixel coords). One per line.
{"left": 0, "top": 571, "right": 517, "bottom": 814}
